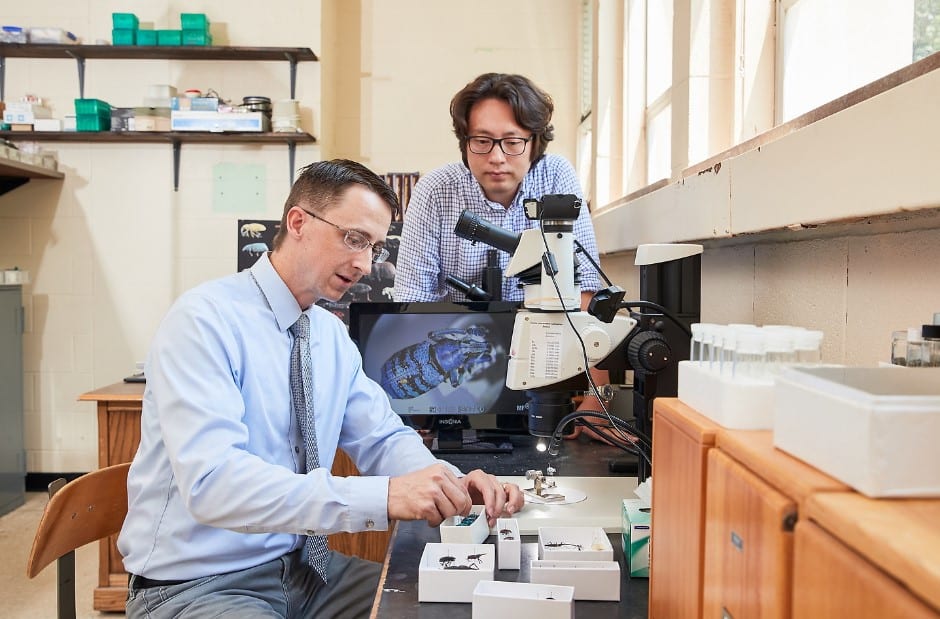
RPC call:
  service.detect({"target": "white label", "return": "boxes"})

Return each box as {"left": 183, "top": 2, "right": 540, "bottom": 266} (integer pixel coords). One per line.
{"left": 528, "top": 322, "right": 564, "bottom": 379}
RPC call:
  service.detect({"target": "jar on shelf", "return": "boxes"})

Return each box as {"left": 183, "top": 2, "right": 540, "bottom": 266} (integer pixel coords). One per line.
{"left": 890, "top": 329, "right": 908, "bottom": 366}
{"left": 906, "top": 327, "right": 925, "bottom": 367}
{"left": 921, "top": 325, "right": 940, "bottom": 367}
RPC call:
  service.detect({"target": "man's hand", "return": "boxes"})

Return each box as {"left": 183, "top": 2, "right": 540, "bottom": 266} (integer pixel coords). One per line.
{"left": 388, "top": 463, "right": 472, "bottom": 527}
{"left": 458, "top": 470, "right": 524, "bottom": 527}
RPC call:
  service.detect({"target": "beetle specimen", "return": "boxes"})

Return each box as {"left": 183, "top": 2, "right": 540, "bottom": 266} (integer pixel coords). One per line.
{"left": 380, "top": 326, "right": 495, "bottom": 399}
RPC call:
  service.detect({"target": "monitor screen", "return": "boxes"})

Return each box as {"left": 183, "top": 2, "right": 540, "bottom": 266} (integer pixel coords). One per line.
{"left": 348, "top": 301, "right": 529, "bottom": 424}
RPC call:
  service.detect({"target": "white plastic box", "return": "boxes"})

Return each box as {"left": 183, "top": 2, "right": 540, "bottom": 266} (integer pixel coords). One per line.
{"left": 472, "top": 581, "right": 573, "bottom": 619}
{"left": 170, "top": 111, "right": 264, "bottom": 132}
{"left": 538, "top": 526, "right": 613, "bottom": 561}
{"left": 418, "top": 543, "right": 494, "bottom": 603}
{"left": 439, "top": 506, "right": 489, "bottom": 545}
{"left": 678, "top": 360, "right": 776, "bottom": 429}
{"left": 774, "top": 366, "right": 940, "bottom": 497}
{"left": 529, "top": 559, "right": 620, "bottom": 600}
{"left": 496, "top": 518, "right": 520, "bottom": 570}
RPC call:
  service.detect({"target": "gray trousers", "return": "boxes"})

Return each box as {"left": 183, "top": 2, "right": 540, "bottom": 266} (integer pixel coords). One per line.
{"left": 125, "top": 550, "right": 381, "bottom": 618}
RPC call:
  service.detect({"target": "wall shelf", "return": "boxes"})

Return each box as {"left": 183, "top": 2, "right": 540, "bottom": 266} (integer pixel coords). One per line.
{"left": 0, "top": 43, "right": 318, "bottom": 99}
{"left": 0, "top": 43, "right": 320, "bottom": 190}
{"left": 0, "top": 155, "right": 64, "bottom": 196}
{"left": 0, "top": 130, "right": 317, "bottom": 191}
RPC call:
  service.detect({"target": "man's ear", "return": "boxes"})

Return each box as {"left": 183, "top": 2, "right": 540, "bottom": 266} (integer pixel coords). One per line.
{"left": 285, "top": 206, "right": 306, "bottom": 239}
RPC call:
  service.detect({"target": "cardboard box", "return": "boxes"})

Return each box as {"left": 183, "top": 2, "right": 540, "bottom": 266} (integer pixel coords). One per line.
{"left": 622, "top": 499, "right": 650, "bottom": 577}
{"left": 530, "top": 559, "right": 620, "bottom": 600}
{"left": 774, "top": 366, "right": 940, "bottom": 497}
{"left": 496, "top": 518, "right": 520, "bottom": 570}
{"left": 3, "top": 103, "right": 52, "bottom": 125}
{"left": 440, "top": 506, "right": 489, "bottom": 545}
{"left": 418, "top": 543, "right": 494, "bottom": 603}
{"left": 538, "top": 527, "right": 613, "bottom": 561}
{"left": 471, "top": 581, "right": 573, "bottom": 619}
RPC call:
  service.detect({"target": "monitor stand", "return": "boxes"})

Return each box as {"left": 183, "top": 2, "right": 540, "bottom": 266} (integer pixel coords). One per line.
{"left": 430, "top": 428, "right": 514, "bottom": 454}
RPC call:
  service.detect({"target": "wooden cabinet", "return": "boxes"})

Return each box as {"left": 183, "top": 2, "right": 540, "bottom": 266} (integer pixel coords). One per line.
{"left": 79, "top": 382, "right": 390, "bottom": 612}
{"left": 801, "top": 492, "right": 940, "bottom": 617}
{"left": 649, "top": 398, "right": 720, "bottom": 619}
{"left": 702, "top": 449, "right": 794, "bottom": 619}
{"left": 793, "top": 520, "right": 937, "bottom": 618}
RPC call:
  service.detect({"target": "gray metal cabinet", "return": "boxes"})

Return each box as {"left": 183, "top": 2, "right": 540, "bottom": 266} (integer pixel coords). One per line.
{"left": 0, "top": 285, "right": 24, "bottom": 516}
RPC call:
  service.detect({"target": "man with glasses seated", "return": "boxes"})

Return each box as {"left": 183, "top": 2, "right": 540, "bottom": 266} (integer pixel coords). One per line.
{"left": 119, "top": 159, "right": 523, "bottom": 619}
{"left": 394, "top": 73, "right": 619, "bottom": 440}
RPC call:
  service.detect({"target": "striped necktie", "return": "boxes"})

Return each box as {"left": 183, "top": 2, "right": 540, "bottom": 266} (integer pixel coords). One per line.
{"left": 289, "top": 312, "right": 332, "bottom": 581}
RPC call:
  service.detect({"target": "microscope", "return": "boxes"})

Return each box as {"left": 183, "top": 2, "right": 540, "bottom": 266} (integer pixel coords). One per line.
{"left": 453, "top": 195, "right": 700, "bottom": 481}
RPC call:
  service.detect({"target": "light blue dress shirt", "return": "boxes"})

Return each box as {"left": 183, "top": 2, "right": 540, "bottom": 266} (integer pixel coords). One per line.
{"left": 394, "top": 154, "right": 603, "bottom": 302}
{"left": 118, "top": 252, "right": 444, "bottom": 579}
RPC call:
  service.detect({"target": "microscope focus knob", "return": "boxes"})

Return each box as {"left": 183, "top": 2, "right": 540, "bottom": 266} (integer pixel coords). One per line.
{"left": 627, "top": 330, "right": 671, "bottom": 374}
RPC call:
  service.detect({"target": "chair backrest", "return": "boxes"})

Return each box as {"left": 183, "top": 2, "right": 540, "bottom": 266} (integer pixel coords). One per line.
{"left": 381, "top": 171, "right": 420, "bottom": 220}
{"left": 26, "top": 462, "right": 130, "bottom": 618}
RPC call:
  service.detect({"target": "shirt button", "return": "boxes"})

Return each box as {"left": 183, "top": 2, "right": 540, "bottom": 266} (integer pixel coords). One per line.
{"left": 365, "top": 519, "right": 375, "bottom": 529}
{"left": 306, "top": 529, "right": 316, "bottom": 535}
{"left": 294, "top": 446, "right": 300, "bottom": 454}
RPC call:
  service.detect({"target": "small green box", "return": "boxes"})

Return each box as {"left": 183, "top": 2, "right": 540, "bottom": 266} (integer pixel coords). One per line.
{"left": 136, "top": 28, "right": 157, "bottom": 46}
{"left": 622, "top": 498, "right": 650, "bottom": 578}
{"left": 74, "top": 98, "right": 111, "bottom": 115}
{"left": 112, "top": 12, "right": 139, "bottom": 30}
{"left": 76, "top": 112, "right": 112, "bottom": 132}
{"left": 181, "top": 29, "right": 212, "bottom": 46}
{"left": 180, "top": 13, "right": 210, "bottom": 31}
{"left": 157, "top": 29, "right": 182, "bottom": 46}
{"left": 112, "top": 28, "right": 136, "bottom": 46}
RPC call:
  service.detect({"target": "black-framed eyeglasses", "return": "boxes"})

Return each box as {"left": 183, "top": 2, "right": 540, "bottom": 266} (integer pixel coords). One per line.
{"left": 299, "top": 207, "right": 390, "bottom": 264}
{"left": 466, "top": 135, "right": 532, "bottom": 156}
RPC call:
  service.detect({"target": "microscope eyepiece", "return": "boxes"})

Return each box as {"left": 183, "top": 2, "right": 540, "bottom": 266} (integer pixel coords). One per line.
{"left": 454, "top": 210, "right": 521, "bottom": 255}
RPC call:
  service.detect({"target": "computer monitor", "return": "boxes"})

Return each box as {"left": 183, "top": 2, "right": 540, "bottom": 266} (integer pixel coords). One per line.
{"left": 348, "top": 301, "right": 529, "bottom": 453}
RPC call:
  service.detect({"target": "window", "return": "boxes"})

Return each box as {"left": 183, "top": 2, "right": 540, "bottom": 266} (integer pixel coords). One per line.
{"left": 586, "top": 0, "right": 940, "bottom": 209}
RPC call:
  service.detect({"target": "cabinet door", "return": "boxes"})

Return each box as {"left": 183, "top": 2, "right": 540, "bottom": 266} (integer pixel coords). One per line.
{"left": 0, "top": 287, "right": 25, "bottom": 517}
{"left": 703, "top": 449, "right": 795, "bottom": 619}
{"left": 649, "top": 401, "right": 716, "bottom": 619}
{"left": 793, "top": 521, "right": 939, "bottom": 618}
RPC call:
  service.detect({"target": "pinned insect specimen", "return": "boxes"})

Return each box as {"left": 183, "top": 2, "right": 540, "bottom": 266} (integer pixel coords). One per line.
{"left": 380, "top": 326, "right": 495, "bottom": 399}
{"left": 240, "top": 222, "right": 267, "bottom": 238}
{"left": 241, "top": 242, "right": 269, "bottom": 256}
{"left": 498, "top": 528, "right": 515, "bottom": 540}
{"left": 456, "top": 513, "right": 479, "bottom": 527}
{"left": 440, "top": 552, "right": 487, "bottom": 570}
{"left": 544, "top": 542, "right": 583, "bottom": 551}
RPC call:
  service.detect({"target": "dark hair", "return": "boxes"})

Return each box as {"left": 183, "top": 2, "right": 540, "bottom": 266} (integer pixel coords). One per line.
{"left": 272, "top": 159, "right": 399, "bottom": 250}
{"left": 450, "top": 73, "right": 555, "bottom": 167}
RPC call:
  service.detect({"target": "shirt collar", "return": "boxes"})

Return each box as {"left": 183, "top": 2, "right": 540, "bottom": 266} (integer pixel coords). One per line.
{"left": 249, "top": 252, "right": 304, "bottom": 333}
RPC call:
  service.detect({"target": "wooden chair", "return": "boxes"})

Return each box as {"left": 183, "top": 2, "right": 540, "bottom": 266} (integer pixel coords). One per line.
{"left": 381, "top": 171, "right": 420, "bottom": 220}
{"left": 26, "top": 462, "right": 130, "bottom": 619}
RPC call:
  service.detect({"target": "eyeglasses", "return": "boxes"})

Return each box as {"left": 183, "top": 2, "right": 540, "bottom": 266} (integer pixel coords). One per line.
{"left": 466, "top": 135, "right": 532, "bottom": 156}
{"left": 300, "top": 207, "right": 390, "bottom": 264}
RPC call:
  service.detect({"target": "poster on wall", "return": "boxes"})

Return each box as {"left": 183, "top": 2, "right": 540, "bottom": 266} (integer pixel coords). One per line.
{"left": 236, "top": 219, "right": 402, "bottom": 325}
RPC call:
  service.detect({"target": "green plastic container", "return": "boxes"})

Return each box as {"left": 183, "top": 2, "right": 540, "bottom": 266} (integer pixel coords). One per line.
{"left": 112, "top": 28, "right": 136, "bottom": 46}
{"left": 76, "top": 111, "right": 112, "bottom": 132}
{"left": 181, "top": 30, "right": 212, "bottom": 46}
{"left": 180, "top": 13, "right": 210, "bottom": 31}
{"left": 157, "top": 29, "right": 182, "bottom": 46}
{"left": 136, "top": 29, "right": 157, "bottom": 46}
{"left": 74, "top": 98, "right": 111, "bottom": 115}
{"left": 112, "top": 12, "right": 139, "bottom": 30}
